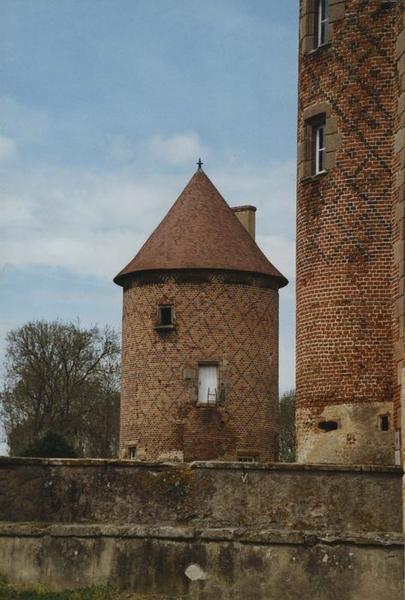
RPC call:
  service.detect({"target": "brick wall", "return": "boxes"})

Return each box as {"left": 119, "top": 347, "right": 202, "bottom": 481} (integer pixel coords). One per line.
{"left": 296, "top": 0, "right": 400, "bottom": 464}
{"left": 393, "top": 3, "right": 405, "bottom": 457}
{"left": 120, "top": 270, "right": 279, "bottom": 462}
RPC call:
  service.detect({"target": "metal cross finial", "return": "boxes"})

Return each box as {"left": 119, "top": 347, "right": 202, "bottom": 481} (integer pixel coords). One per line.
{"left": 197, "top": 158, "right": 203, "bottom": 170}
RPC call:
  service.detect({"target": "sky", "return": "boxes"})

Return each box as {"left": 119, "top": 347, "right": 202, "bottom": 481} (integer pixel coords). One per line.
{"left": 0, "top": 0, "right": 298, "bottom": 453}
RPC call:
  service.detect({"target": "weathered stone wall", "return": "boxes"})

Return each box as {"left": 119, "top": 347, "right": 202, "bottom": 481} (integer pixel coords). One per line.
{"left": 0, "top": 526, "right": 402, "bottom": 600}
{"left": 120, "top": 270, "right": 279, "bottom": 462}
{"left": 297, "top": 0, "right": 399, "bottom": 464}
{"left": 0, "top": 458, "right": 402, "bottom": 599}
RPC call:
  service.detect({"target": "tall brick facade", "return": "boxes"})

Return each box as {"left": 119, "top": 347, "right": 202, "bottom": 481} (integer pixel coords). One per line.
{"left": 297, "top": 0, "right": 405, "bottom": 464}
{"left": 115, "top": 170, "right": 287, "bottom": 462}
{"left": 393, "top": 3, "right": 405, "bottom": 459}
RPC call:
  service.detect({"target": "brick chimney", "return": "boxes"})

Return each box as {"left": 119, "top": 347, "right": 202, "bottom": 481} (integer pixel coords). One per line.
{"left": 231, "top": 205, "right": 256, "bottom": 240}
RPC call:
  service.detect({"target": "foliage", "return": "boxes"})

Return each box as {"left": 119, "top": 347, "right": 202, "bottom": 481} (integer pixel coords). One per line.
{"left": 21, "top": 431, "right": 78, "bottom": 458}
{"left": 0, "top": 583, "right": 125, "bottom": 599}
{"left": 278, "top": 389, "right": 296, "bottom": 462}
{"left": 0, "top": 581, "right": 172, "bottom": 599}
{"left": 0, "top": 320, "right": 120, "bottom": 458}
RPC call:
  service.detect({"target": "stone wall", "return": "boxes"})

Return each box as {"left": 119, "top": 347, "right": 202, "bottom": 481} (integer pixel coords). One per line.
{"left": 0, "top": 458, "right": 402, "bottom": 599}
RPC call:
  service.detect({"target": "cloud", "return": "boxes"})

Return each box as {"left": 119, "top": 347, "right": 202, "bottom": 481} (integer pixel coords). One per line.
{"left": 3, "top": 230, "right": 145, "bottom": 280}
{"left": 0, "top": 134, "right": 295, "bottom": 287}
{"left": 257, "top": 234, "right": 295, "bottom": 283}
{"left": 109, "top": 136, "right": 135, "bottom": 163}
{"left": 0, "top": 135, "right": 17, "bottom": 162}
{"left": 0, "top": 96, "right": 51, "bottom": 146}
{"left": 147, "top": 131, "right": 207, "bottom": 165}
{"left": 215, "top": 161, "right": 296, "bottom": 219}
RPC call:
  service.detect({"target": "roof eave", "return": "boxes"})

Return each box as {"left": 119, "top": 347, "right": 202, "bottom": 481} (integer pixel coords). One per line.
{"left": 114, "top": 267, "right": 288, "bottom": 289}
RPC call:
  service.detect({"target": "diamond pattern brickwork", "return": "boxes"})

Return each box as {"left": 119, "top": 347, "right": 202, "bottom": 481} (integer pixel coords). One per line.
{"left": 119, "top": 271, "right": 279, "bottom": 462}
{"left": 393, "top": 3, "right": 405, "bottom": 443}
{"left": 296, "top": 0, "right": 401, "bottom": 463}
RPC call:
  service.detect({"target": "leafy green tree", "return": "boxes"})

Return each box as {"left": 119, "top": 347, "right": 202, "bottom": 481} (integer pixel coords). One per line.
{"left": 21, "top": 430, "right": 78, "bottom": 458}
{"left": 0, "top": 320, "right": 120, "bottom": 458}
{"left": 278, "top": 389, "right": 296, "bottom": 462}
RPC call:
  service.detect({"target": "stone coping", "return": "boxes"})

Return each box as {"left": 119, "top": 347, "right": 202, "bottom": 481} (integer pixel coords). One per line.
{"left": 0, "top": 456, "right": 402, "bottom": 474}
{"left": 0, "top": 522, "right": 402, "bottom": 547}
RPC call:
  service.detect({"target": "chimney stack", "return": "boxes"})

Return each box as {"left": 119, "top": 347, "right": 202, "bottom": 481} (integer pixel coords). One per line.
{"left": 231, "top": 205, "right": 256, "bottom": 240}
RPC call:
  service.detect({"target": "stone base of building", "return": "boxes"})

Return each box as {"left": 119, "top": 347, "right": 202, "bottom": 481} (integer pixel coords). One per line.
{"left": 297, "top": 401, "right": 395, "bottom": 465}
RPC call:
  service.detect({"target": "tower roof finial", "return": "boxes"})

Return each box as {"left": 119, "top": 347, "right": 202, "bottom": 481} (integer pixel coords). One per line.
{"left": 197, "top": 158, "right": 203, "bottom": 170}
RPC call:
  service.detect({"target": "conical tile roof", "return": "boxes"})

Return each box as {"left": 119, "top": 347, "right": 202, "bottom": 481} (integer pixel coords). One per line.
{"left": 114, "top": 169, "right": 288, "bottom": 287}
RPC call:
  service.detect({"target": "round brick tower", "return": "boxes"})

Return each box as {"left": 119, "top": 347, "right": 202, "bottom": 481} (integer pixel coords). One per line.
{"left": 114, "top": 168, "right": 287, "bottom": 462}
{"left": 296, "top": 0, "right": 400, "bottom": 464}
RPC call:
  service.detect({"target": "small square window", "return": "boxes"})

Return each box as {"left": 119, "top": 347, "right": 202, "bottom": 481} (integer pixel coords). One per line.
{"left": 316, "top": 0, "right": 329, "bottom": 48}
{"left": 157, "top": 305, "right": 174, "bottom": 328}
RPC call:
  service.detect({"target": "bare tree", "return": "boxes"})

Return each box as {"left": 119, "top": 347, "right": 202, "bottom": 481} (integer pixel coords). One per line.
{"left": 0, "top": 320, "right": 120, "bottom": 457}
{"left": 278, "top": 389, "right": 296, "bottom": 462}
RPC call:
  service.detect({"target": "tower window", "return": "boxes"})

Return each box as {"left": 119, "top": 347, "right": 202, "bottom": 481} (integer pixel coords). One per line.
{"left": 157, "top": 305, "right": 174, "bottom": 327}
{"left": 197, "top": 363, "right": 219, "bottom": 405}
{"left": 313, "top": 119, "right": 326, "bottom": 175}
{"left": 128, "top": 446, "right": 137, "bottom": 459}
{"left": 319, "top": 420, "right": 338, "bottom": 432}
{"left": 316, "top": 0, "right": 329, "bottom": 47}
{"left": 300, "top": 103, "right": 340, "bottom": 181}
{"left": 380, "top": 415, "right": 390, "bottom": 432}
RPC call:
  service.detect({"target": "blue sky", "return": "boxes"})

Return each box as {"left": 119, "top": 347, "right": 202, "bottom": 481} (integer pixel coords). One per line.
{"left": 0, "top": 1, "right": 298, "bottom": 450}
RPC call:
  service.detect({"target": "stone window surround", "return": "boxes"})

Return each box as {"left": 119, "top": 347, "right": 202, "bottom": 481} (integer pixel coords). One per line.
{"left": 123, "top": 440, "right": 139, "bottom": 460}
{"left": 127, "top": 445, "right": 137, "bottom": 459}
{"left": 298, "top": 101, "right": 341, "bottom": 181}
{"left": 300, "top": 0, "right": 346, "bottom": 56}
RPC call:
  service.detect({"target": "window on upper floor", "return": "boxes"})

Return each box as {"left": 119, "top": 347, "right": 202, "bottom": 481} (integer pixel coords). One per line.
{"left": 299, "top": 103, "right": 341, "bottom": 181}
{"left": 302, "top": 113, "right": 327, "bottom": 177}
{"left": 314, "top": 120, "right": 326, "bottom": 175}
{"left": 156, "top": 305, "right": 174, "bottom": 329}
{"left": 316, "top": 0, "right": 329, "bottom": 48}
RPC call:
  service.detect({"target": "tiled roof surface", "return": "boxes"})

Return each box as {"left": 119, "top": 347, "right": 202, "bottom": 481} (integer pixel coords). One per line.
{"left": 114, "top": 169, "right": 288, "bottom": 287}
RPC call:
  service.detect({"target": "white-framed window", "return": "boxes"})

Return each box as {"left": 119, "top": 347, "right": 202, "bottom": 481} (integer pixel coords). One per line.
{"left": 198, "top": 363, "right": 218, "bottom": 405}
{"left": 317, "top": 0, "right": 329, "bottom": 47}
{"left": 314, "top": 122, "right": 326, "bottom": 174}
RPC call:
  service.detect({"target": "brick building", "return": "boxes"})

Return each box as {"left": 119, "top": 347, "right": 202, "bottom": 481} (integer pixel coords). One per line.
{"left": 114, "top": 168, "right": 287, "bottom": 462}
{"left": 296, "top": 0, "right": 405, "bottom": 464}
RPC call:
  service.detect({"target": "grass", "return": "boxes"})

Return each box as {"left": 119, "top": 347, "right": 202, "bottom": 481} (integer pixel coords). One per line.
{"left": 0, "top": 581, "right": 179, "bottom": 600}
{"left": 0, "top": 583, "right": 124, "bottom": 600}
